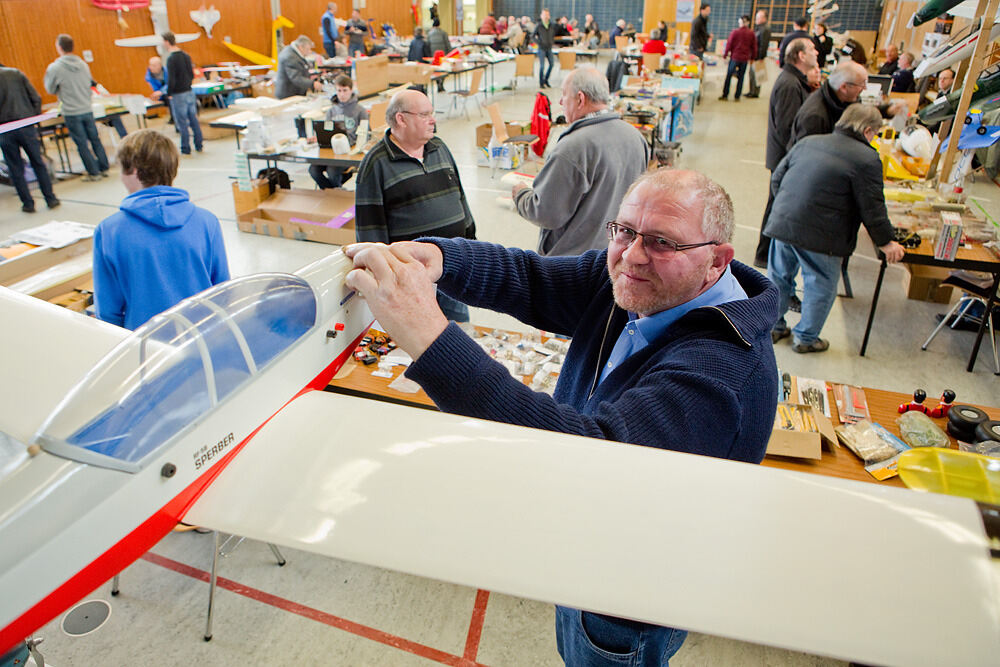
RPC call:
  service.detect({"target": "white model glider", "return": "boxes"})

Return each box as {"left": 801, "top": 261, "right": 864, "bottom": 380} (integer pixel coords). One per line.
{"left": 0, "top": 251, "right": 998, "bottom": 666}
{"left": 914, "top": 18, "right": 1000, "bottom": 78}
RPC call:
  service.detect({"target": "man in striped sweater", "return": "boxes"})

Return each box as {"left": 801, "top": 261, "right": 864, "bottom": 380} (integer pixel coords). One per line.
{"left": 354, "top": 89, "right": 476, "bottom": 321}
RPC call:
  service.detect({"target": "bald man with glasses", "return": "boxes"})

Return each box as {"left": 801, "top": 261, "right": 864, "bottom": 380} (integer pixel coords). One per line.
{"left": 344, "top": 168, "right": 779, "bottom": 666}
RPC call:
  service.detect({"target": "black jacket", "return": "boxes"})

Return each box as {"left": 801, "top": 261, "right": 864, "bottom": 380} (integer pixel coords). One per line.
{"left": 691, "top": 14, "right": 709, "bottom": 52}
{"left": 765, "top": 128, "right": 894, "bottom": 257}
{"left": 407, "top": 36, "right": 431, "bottom": 62}
{"left": 754, "top": 24, "right": 771, "bottom": 60}
{"left": 0, "top": 66, "right": 42, "bottom": 123}
{"left": 788, "top": 81, "right": 850, "bottom": 149}
{"left": 534, "top": 20, "right": 556, "bottom": 50}
{"left": 766, "top": 64, "right": 812, "bottom": 170}
{"left": 813, "top": 34, "right": 834, "bottom": 63}
{"left": 778, "top": 29, "right": 809, "bottom": 67}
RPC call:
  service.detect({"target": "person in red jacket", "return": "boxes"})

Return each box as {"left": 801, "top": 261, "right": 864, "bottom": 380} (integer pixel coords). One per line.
{"left": 641, "top": 28, "right": 667, "bottom": 55}
{"left": 719, "top": 15, "right": 757, "bottom": 101}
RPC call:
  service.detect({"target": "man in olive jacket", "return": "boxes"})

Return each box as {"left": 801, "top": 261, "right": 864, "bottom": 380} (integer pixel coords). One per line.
{"left": 754, "top": 38, "right": 817, "bottom": 267}
{"left": 764, "top": 104, "right": 904, "bottom": 353}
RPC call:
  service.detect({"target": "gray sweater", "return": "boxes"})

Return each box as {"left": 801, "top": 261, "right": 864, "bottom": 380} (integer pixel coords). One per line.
{"left": 514, "top": 112, "right": 650, "bottom": 256}
{"left": 44, "top": 54, "right": 93, "bottom": 116}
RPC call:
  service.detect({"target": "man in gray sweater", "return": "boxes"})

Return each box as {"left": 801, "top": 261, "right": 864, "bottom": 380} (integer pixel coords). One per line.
{"left": 44, "top": 34, "right": 109, "bottom": 181}
{"left": 512, "top": 67, "right": 650, "bottom": 256}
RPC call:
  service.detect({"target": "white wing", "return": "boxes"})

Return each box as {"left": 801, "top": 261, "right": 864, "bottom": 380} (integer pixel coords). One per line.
{"left": 0, "top": 287, "right": 127, "bottom": 443}
{"left": 185, "top": 390, "right": 1000, "bottom": 667}
{"left": 114, "top": 33, "right": 199, "bottom": 48}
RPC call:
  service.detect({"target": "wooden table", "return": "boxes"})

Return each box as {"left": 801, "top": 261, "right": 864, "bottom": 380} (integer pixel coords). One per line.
{"left": 328, "top": 329, "right": 997, "bottom": 488}
{"left": 859, "top": 237, "right": 1000, "bottom": 372}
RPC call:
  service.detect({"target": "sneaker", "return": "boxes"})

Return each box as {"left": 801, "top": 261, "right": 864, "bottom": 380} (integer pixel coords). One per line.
{"left": 745, "top": 93, "right": 759, "bottom": 98}
{"left": 100, "top": 171, "right": 109, "bottom": 178}
{"left": 46, "top": 197, "right": 61, "bottom": 209}
{"left": 771, "top": 327, "right": 791, "bottom": 343}
{"left": 792, "top": 338, "right": 830, "bottom": 354}
{"left": 21, "top": 202, "right": 36, "bottom": 213}
{"left": 181, "top": 149, "right": 191, "bottom": 155}
{"left": 195, "top": 147, "right": 203, "bottom": 153}
{"left": 788, "top": 294, "right": 802, "bottom": 313}
{"left": 82, "top": 173, "right": 102, "bottom": 182}
{"left": 718, "top": 95, "right": 728, "bottom": 101}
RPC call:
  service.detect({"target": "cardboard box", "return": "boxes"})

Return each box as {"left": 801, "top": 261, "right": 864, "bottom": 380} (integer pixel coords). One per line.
{"left": 199, "top": 107, "right": 244, "bottom": 140}
{"left": 355, "top": 54, "right": 390, "bottom": 98}
{"left": 388, "top": 62, "right": 434, "bottom": 86}
{"left": 232, "top": 178, "right": 272, "bottom": 215}
{"left": 0, "top": 236, "right": 93, "bottom": 288}
{"left": 475, "top": 121, "right": 530, "bottom": 148}
{"left": 47, "top": 279, "right": 94, "bottom": 312}
{"left": 902, "top": 264, "right": 954, "bottom": 303}
{"left": 237, "top": 188, "right": 356, "bottom": 245}
{"left": 766, "top": 403, "right": 838, "bottom": 460}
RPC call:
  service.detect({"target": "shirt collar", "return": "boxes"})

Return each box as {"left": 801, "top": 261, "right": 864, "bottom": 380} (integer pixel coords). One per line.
{"left": 384, "top": 129, "right": 437, "bottom": 160}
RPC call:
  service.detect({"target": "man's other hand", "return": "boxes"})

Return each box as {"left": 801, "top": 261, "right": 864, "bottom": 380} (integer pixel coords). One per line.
{"left": 879, "top": 240, "right": 905, "bottom": 263}
{"left": 512, "top": 181, "right": 530, "bottom": 198}
{"left": 344, "top": 242, "right": 449, "bottom": 358}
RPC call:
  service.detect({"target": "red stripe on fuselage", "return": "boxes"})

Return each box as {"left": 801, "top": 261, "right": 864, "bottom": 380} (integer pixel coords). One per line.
{"left": 0, "top": 327, "right": 369, "bottom": 653}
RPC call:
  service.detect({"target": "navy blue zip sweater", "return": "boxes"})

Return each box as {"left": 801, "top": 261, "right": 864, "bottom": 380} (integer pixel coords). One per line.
{"left": 406, "top": 239, "right": 780, "bottom": 463}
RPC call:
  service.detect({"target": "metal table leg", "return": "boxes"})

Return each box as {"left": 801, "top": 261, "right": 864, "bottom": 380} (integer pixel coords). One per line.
{"left": 966, "top": 270, "right": 1000, "bottom": 373}
{"left": 859, "top": 257, "right": 888, "bottom": 356}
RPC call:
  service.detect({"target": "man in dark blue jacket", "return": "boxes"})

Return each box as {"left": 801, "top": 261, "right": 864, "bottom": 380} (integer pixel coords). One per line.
{"left": 94, "top": 129, "right": 229, "bottom": 330}
{"left": 344, "top": 168, "right": 779, "bottom": 666}
{"left": 765, "top": 104, "right": 903, "bottom": 353}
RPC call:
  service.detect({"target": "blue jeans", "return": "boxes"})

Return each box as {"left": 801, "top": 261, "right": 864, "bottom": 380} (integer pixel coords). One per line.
{"left": 768, "top": 239, "right": 842, "bottom": 345}
{"left": 556, "top": 606, "right": 688, "bottom": 666}
{"left": 64, "top": 112, "right": 109, "bottom": 175}
{"left": 309, "top": 164, "right": 345, "bottom": 189}
{"left": 0, "top": 125, "right": 57, "bottom": 206}
{"left": 168, "top": 90, "right": 203, "bottom": 153}
{"left": 722, "top": 60, "right": 748, "bottom": 99}
{"left": 436, "top": 290, "right": 469, "bottom": 322}
{"left": 537, "top": 48, "right": 554, "bottom": 86}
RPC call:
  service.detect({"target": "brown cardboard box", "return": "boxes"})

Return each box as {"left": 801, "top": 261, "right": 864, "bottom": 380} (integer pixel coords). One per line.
{"left": 47, "top": 279, "right": 94, "bottom": 312}
{"left": 0, "top": 237, "right": 93, "bottom": 287}
{"left": 902, "top": 264, "right": 954, "bottom": 303}
{"left": 766, "top": 404, "right": 838, "bottom": 461}
{"left": 475, "top": 121, "right": 530, "bottom": 148}
{"left": 199, "top": 107, "right": 243, "bottom": 141}
{"left": 237, "top": 188, "right": 356, "bottom": 245}
{"left": 355, "top": 54, "right": 390, "bottom": 98}
{"left": 232, "top": 179, "right": 272, "bottom": 215}
{"left": 388, "top": 62, "right": 434, "bottom": 86}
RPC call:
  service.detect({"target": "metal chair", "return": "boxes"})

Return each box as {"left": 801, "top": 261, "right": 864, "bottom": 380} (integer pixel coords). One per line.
{"left": 921, "top": 271, "right": 999, "bottom": 374}
{"left": 109, "top": 529, "right": 287, "bottom": 641}
{"left": 447, "top": 68, "right": 484, "bottom": 119}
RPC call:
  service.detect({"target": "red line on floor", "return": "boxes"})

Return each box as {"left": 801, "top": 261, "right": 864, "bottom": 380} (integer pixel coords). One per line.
{"left": 463, "top": 590, "right": 490, "bottom": 661}
{"left": 141, "top": 552, "right": 488, "bottom": 667}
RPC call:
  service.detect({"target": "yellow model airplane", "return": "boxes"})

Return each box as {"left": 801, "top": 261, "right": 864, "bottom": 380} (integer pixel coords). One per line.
{"left": 222, "top": 15, "right": 294, "bottom": 69}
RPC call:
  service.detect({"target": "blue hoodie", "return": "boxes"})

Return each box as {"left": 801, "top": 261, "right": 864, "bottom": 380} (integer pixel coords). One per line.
{"left": 94, "top": 186, "right": 230, "bottom": 330}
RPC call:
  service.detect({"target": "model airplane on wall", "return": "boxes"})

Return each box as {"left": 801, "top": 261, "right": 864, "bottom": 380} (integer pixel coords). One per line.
{"left": 919, "top": 63, "right": 1000, "bottom": 123}
{"left": 914, "top": 17, "right": 1000, "bottom": 78}
{"left": 1, "top": 252, "right": 999, "bottom": 666}
{"left": 910, "top": 0, "right": 972, "bottom": 27}
{"left": 112, "top": 0, "right": 199, "bottom": 49}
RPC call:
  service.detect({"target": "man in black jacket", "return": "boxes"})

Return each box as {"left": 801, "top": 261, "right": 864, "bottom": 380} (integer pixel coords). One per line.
{"left": 746, "top": 9, "right": 771, "bottom": 98}
{"left": 0, "top": 62, "right": 59, "bottom": 212}
{"left": 787, "top": 61, "right": 867, "bottom": 147}
{"left": 753, "top": 38, "right": 816, "bottom": 267}
{"left": 534, "top": 9, "right": 556, "bottom": 88}
{"left": 777, "top": 16, "right": 809, "bottom": 67}
{"left": 765, "top": 104, "right": 904, "bottom": 353}
{"left": 690, "top": 4, "right": 711, "bottom": 60}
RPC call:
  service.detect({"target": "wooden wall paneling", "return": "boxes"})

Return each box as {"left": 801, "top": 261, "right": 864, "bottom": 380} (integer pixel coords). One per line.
{"left": 169, "top": 0, "right": 273, "bottom": 69}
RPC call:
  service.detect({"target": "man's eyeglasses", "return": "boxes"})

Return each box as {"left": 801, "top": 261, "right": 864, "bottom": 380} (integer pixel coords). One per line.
{"left": 401, "top": 110, "right": 435, "bottom": 119}
{"left": 606, "top": 221, "right": 720, "bottom": 255}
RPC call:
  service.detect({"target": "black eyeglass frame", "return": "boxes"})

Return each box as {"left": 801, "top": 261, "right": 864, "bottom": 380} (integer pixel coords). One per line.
{"left": 606, "top": 221, "right": 721, "bottom": 253}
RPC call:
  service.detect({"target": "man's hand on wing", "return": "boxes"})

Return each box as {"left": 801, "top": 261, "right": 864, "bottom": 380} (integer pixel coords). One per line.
{"left": 344, "top": 242, "right": 449, "bottom": 358}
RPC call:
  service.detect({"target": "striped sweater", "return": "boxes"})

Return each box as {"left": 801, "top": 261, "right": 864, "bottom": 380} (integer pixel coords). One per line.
{"left": 354, "top": 131, "right": 476, "bottom": 243}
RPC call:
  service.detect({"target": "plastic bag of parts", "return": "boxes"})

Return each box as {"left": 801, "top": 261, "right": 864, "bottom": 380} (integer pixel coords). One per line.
{"left": 836, "top": 420, "right": 910, "bottom": 465}
{"left": 896, "top": 411, "right": 950, "bottom": 449}
{"left": 959, "top": 440, "right": 1000, "bottom": 457}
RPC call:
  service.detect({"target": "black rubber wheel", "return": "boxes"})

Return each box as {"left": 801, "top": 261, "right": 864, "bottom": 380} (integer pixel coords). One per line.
{"left": 974, "top": 420, "right": 1000, "bottom": 444}
{"left": 965, "top": 115, "right": 973, "bottom": 124}
{"left": 948, "top": 405, "right": 990, "bottom": 440}
{"left": 978, "top": 125, "right": 987, "bottom": 135}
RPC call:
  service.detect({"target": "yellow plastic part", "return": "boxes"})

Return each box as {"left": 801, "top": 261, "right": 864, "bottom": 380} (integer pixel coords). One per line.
{"left": 898, "top": 448, "right": 1000, "bottom": 504}
{"left": 884, "top": 153, "right": 919, "bottom": 181}
{"left": 219, "top": 15, "right": 294, "bottom": 70}
{"left": 883, "top": 188, "right": 927, "bottom": 202}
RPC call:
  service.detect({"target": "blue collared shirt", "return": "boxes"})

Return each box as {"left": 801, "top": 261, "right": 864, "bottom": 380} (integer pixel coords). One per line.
{"left": 599, "top": 265, "right": 748, "bottom": 384}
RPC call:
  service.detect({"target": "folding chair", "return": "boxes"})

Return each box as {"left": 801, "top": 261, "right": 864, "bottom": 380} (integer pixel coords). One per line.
{"left": 558, "top": 50, "right": 577, "bottom": 77}
{"left": 922, "top": 271, "right": 1000, "bottom": 375}
{"left": 448, "top": 68, "right": 484, "bottom": 119}
{"left": 615, "top": 36, "right": 629, "bottom": 52}
{"left": 486, "top": 102, "right": 537, "bottom": 178}
{"left": 513, "top": 53, "right": 535, "bottom": 89}
{"left": 642, "top": 52, "right": 661, "bottom": 75}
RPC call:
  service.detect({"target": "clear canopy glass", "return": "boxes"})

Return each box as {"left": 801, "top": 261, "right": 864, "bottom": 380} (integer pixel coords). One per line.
{"left": 37, "top": 274, "right": 317, "bottom": 472}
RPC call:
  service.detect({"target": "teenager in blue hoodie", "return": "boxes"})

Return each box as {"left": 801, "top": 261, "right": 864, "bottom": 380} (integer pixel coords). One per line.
{"left": 94, "top": 129, "right": 229, "bottom": 330}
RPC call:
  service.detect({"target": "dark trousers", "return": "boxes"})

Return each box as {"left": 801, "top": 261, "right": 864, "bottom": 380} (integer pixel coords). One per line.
{"left": 537, "top": 48, "right": 554, "bottom": 86}
{"left": 309, "top": 164, "right": 345, "bottom": 189}
{"left": 64, "top": 112, "right": 110, "bottom": 176}
{"left": 754, "top": 175, "right": 775, "bottom": 267}
{"left": 722, "top": 60, "right": 748, "bottom": 99}
{"left": 0, "top": 125, "right": 57, "bottom": 206}
{"left": 747, "top": 61, "right": 761, "bottom": 96}
{"left": 323, "top": 41, "right": 337, "bottom": 58}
